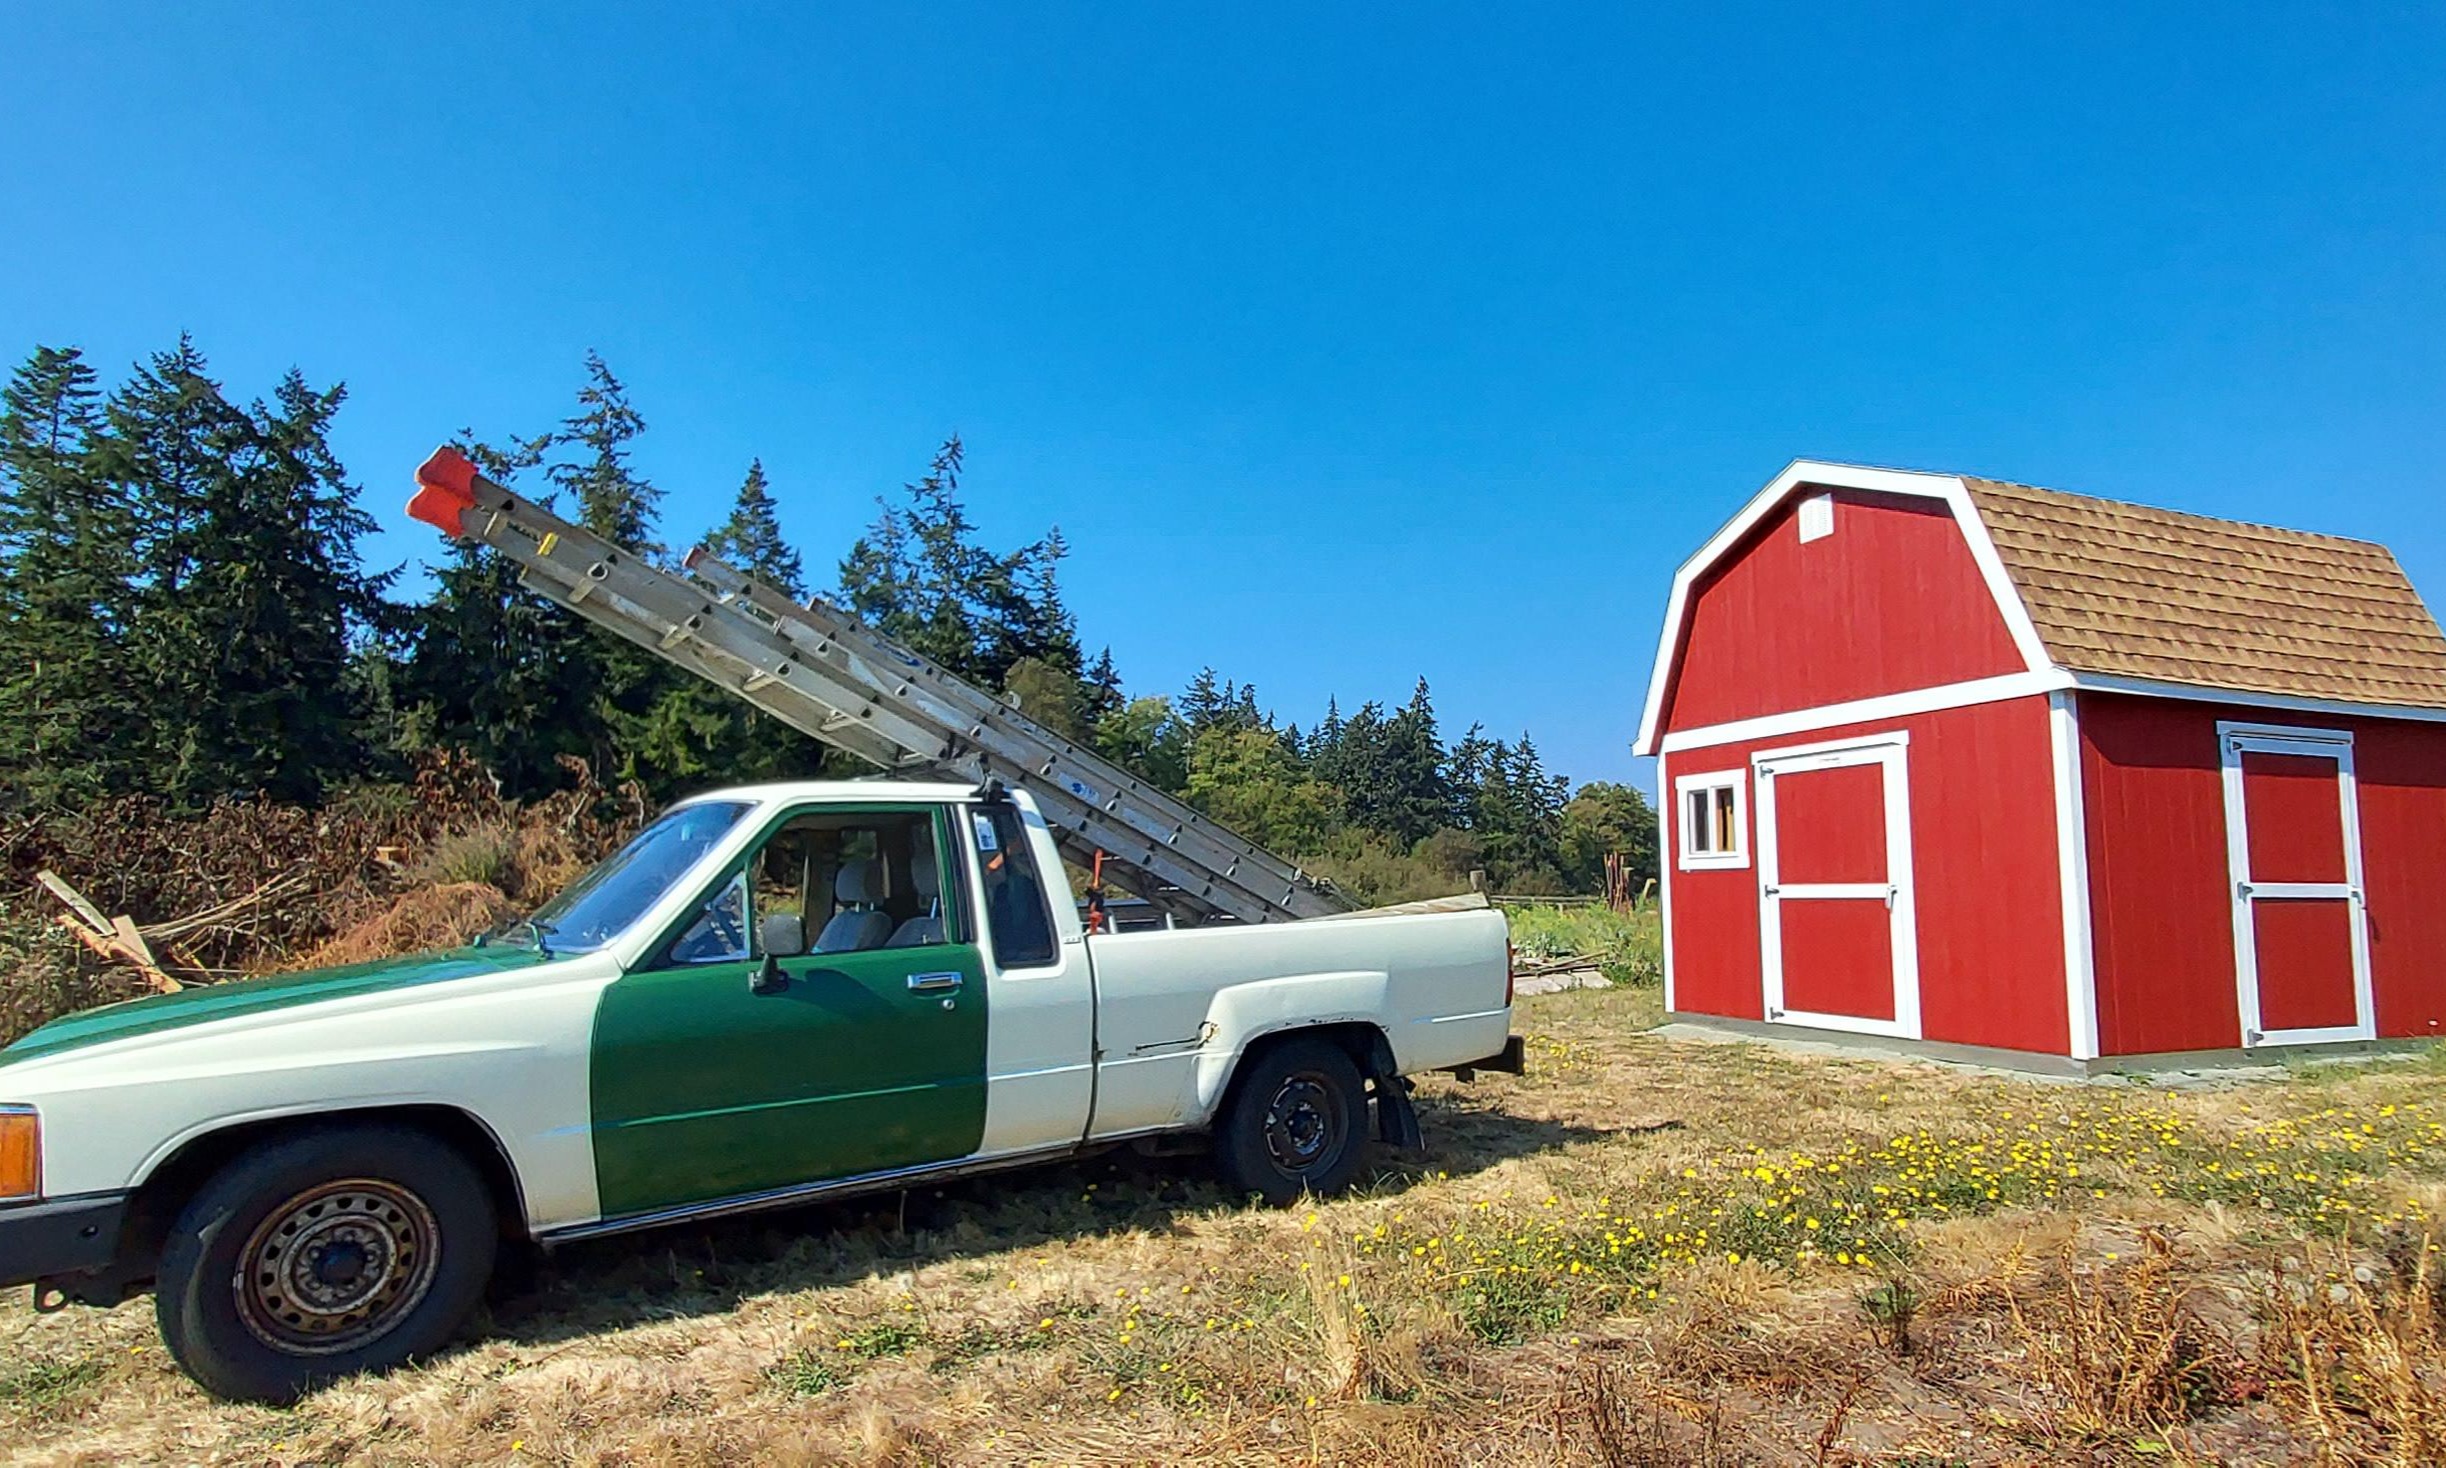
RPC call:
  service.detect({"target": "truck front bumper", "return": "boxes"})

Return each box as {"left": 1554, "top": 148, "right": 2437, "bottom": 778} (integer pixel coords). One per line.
{"left": 0, "top": 1192, "right": 129, "bottom": 1298}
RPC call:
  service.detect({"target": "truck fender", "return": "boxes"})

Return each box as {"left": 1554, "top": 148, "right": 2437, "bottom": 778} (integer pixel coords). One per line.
{"left": 1185, "top": 969, "right": 1398, "bottom": 1127}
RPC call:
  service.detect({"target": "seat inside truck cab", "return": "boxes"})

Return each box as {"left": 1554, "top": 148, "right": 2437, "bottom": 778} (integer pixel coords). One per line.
{"left": 745, "top": 807, "right": 947, "bottom": 957}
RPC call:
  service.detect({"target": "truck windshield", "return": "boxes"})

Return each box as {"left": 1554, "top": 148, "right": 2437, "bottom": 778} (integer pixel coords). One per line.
{"left": 504, "top": 800, "right": 754, "bottom": 954}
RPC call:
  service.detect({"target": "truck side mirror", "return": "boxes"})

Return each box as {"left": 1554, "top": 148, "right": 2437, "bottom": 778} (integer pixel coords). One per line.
{"left": 758, "top": 912, "right": 807, "bottom": 958}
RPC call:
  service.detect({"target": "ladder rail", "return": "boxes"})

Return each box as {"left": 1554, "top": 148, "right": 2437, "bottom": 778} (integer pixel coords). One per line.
{"left": 409, "top": 447, "right": 1345, "bottom": 924}
{"left": 685, "top": 554, "right": 1341, "bottom": 917}
{"left": 463, "top": 492, "right": 950, "bottom": 770}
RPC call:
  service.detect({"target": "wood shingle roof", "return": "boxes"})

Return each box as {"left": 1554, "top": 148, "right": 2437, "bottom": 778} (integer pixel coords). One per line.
{"left": 1962, "top": 477, "right": 2446, "bottom": 710}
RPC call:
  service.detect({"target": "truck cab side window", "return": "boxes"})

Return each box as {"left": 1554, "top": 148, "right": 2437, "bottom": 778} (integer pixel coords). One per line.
{"left": 674, "top": 806, "right": 954, "bottom": 964}
{"left": 667, "top": 868, "right": 750, "bottom": 965}
{"left": 971, "top": 805, "right": 1056, "bottom": 967}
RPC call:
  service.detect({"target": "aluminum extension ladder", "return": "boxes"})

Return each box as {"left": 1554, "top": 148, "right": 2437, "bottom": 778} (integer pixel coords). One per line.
{"left": 407, "top": 446, "right": 1344, "bottom": 925}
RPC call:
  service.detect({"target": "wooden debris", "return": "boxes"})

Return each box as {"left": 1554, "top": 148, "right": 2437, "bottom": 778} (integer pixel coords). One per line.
{"left": 39, "top": 869, "right": 184, "bottom": 993}
{"left": 34, "top": 869, "right": 111, "bottom": 936}
{"left": 33, "top": 868, "right": 319, "bottom": 993}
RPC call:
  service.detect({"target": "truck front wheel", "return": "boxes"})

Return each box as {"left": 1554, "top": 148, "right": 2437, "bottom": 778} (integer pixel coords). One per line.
{"left": 155, "top": 1124, "right": 498, "bottom": 1404}
{"left": 1214, "top": 1036, "right": 1372, "bottom": 1205}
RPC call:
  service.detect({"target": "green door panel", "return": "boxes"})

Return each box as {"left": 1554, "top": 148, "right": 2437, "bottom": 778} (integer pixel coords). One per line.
{"left": 589, "top": 943, "right": 989, "bottom": 1217}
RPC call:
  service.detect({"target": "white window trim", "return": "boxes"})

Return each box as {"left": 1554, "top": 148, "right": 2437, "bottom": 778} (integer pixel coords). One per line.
{"left": 1674, "top": 770, "right": 1749, "bottom": 871}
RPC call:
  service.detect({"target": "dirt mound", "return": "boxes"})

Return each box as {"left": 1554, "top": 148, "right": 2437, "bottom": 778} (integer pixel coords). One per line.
{"left": 288, "top": 882, "right": 520, "bottom": 969}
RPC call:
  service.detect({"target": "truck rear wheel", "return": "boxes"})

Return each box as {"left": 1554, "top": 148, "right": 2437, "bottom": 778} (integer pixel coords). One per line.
{"left": 155, "top": 1124, "right": 498, "bottom": 1404}
{"left": 1214, "top": 1036, "right": 1372, "bottom": 1205}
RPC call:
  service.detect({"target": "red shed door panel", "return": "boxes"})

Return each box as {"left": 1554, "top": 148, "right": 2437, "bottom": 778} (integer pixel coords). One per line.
{"left": 1768, "top": 762, "right": 1887, "bottom": 883}
{"left": 2251, "top": 901, "right": 2360, "bottom": 1033}
{"left": 2222, "top": 732, "right": 2372, "bottom": 1046}
{"left": 1758, "top": 738, "right": 1919, "bottom": 1038}
{"left": 2242, "top": 754, "right": 2350, "bottom": 884}
{"left": 1776, "top": 902, "right": 1897, "bottom": 1021}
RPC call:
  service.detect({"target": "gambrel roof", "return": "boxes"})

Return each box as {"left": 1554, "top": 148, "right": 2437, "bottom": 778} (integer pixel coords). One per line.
{"left": 1635, "top": 461, "right": 2446, "bottom": 754}
{"left": 1962, "top": 477, "right": 2446, "bottom": 712}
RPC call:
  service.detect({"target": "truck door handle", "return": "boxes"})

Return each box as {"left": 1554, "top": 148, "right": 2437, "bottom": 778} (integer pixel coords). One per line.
{"left": 907, "top": 971, "right": 964, "bottom": 993}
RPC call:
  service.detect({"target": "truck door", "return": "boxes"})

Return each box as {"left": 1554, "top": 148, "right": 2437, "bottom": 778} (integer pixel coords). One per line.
{"left": 587, "top": 803, "right": 989, "bottom": 1219}
{"left": 959, "top": 797, "right": 1096, "bottom": 1156}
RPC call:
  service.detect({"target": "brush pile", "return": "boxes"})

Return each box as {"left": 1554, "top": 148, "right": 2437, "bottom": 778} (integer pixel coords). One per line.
{"left": 0, "top": 751, "right": 649, "bottom": 1041}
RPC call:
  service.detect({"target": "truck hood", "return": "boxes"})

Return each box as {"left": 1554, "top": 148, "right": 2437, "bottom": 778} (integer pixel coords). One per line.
{"left": 0, "top": 945, "right": 556, "bottom": 1068}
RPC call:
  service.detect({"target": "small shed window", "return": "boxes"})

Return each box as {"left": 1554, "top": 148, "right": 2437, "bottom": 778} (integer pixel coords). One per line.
{"left": 1675, "top": 771, "right": 1748, "bottom": 871}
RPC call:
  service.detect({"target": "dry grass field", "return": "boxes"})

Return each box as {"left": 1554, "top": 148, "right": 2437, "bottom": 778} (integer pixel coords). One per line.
{"left": 9, "top": 976, "right": 2446, "bottom": 1465}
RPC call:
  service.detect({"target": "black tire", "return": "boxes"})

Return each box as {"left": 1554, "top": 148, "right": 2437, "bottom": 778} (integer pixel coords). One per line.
{"left": 1213, "top": 1035, "right": 1373, "bottom": 1206}
{"left": 156, "top": 1124, "right": 498, "bottom": 1404}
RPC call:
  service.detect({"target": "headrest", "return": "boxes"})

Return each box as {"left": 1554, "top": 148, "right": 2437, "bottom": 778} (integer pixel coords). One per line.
{"left": 910, "top": 852, "right": 940, "bottom": 900}
{"left": 835, "top": 859, "right": 885, "bottom": 906}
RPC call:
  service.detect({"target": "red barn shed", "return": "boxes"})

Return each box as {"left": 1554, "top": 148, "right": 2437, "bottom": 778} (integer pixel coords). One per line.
{"left": 1634, "top": 461, "right": 2446, "bottom": 1071}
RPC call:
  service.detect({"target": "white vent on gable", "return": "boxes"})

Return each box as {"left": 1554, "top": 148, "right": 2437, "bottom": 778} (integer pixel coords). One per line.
{"left": 1798, "top": 492, "right": 1834, "bottom": 544}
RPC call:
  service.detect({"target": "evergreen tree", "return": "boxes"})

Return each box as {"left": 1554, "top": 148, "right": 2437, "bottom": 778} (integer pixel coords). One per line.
{"left": 841, "top": 434, "right": 1076, "bottom": 688}
{"left": 1472, "top": 734, "right": 1570, "bottom": 889}
{"left": 547, "top": 352, "right": 661, "bottom": 555}
{"left": 0, "top": 346, "right": 129, "bottom": 802}
{"left": 675, "top": 457, "right": 830, "bottom": 786}
{"left": 1376, "top": 677, "right": 1454, "bottom": 846}
{"left": 1179, "top": 668, "right": 1267, "bottom": 735}
{"left": 702, "top": 458, "right": 804, "bottom": 596}
{"left": 405, "top": 433, "right": 607, "bottom": 795}
{"left": 1447, "top": 722, "right": 1496, "bottom": 828}
{"left": 531, "top": 354, "right": 726, "bottom": 792}
{"left": 981, "top": 523, "right": 1081, "bottom": 676}
{"left": 105, "top": 335, "right": 236, "bottom": 604}
{"left": 1277, "top": 721, "right": 1305, "bottom": 765}
{"left": 1081, "top": 646, "right": 1126, "bottom": 727}
{"left": 1314, "top": 699, "right": 1406, "bottom": 840}
{"left": 1228, "top": 679, "right": 1263, "bottom": 732}
{"left": 1181, "top": 667, "right": 1228, "bottom": 730}
{"left": 1311, "top": 696, "right": 1345, "bottom": 760}
{"left": 111, "top": 350, "right": 385, "bottom": 802}
{"left": 101, "top": 340, "right": 261, "bottom": 795}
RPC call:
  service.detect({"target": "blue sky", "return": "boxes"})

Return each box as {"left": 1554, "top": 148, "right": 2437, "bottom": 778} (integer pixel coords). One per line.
{"left": 6, "top": 5, "right": 2443, "bottom": 786}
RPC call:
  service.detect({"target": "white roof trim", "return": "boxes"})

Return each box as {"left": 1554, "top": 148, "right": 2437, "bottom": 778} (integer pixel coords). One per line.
{"left": 1655, "top": 670, "right": 2069, "bottom": 755}
{"left": 2065, "top": 671, "right": 2446, "bottom": 726}
{"left": 1631, "top": 460, "right": 2055, "bottom": 756}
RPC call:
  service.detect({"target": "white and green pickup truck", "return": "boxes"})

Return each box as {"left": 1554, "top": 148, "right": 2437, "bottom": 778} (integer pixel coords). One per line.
{"left": 0, "top": 781, "right": 1517, "bottom": 1402}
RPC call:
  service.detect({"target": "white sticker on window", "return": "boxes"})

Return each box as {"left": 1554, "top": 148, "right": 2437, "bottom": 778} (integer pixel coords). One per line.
{"left": 971, "top": 811, "right": 1000, "bottom": 851}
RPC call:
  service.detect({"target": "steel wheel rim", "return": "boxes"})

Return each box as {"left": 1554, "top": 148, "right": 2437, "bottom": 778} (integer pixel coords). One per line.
{"left": 234, "top": 1178, "right": 441, "bottom": 1356}
{"left": 1263, "top": 1071, "right": 1346, "bottom": 1173}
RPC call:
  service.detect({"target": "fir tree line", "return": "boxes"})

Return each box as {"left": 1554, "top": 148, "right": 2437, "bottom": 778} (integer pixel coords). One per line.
{"left": 0, "top": 338, "right": 1656, "bottom": 897}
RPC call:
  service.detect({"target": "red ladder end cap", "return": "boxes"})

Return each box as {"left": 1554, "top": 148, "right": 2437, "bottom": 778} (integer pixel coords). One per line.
{"left": 408, "top": 445, "right": 481, "bottom": 537}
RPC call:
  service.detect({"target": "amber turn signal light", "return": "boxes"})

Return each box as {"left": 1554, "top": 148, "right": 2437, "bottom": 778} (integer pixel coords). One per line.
{"left": 0, "top": 1108, "right": 39, "bottom": 1202}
